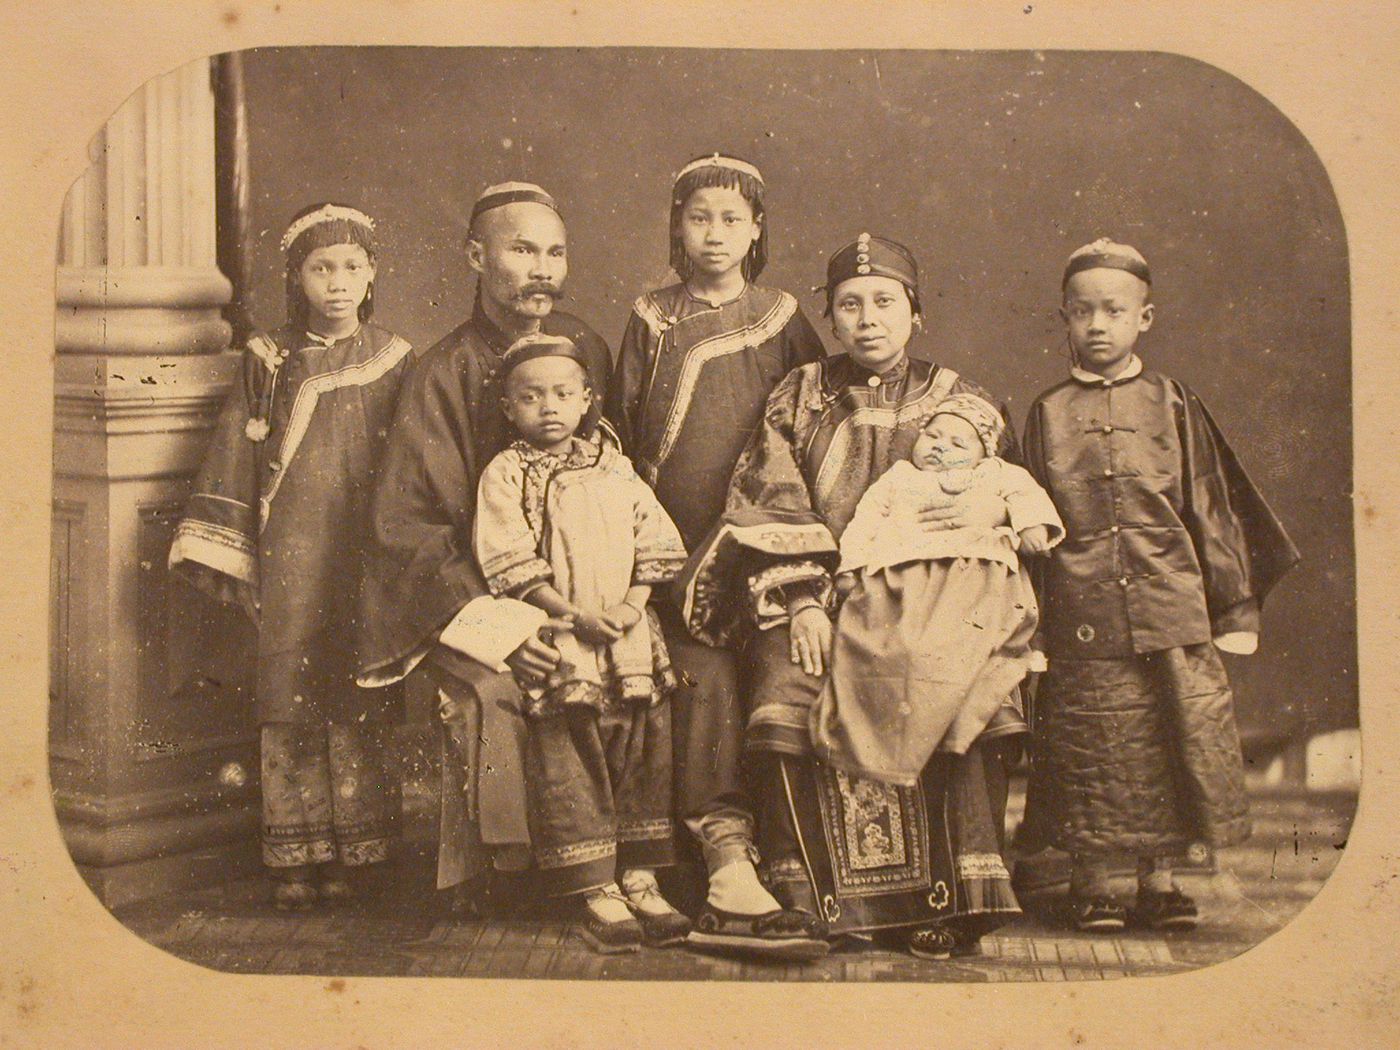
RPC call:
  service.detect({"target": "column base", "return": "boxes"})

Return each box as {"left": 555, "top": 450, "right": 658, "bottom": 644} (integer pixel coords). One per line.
{"left": 79, "top": 839, "right": 263, "bottom": 912}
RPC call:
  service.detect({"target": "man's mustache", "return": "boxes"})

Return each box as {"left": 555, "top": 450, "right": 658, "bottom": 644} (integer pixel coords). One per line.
{"left": 515, "top": 282, "right": 564, "bottom": 301}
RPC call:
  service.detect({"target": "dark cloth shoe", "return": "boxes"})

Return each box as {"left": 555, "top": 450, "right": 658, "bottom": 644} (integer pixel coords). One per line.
{"left": 906, "top": 926, "right": 958, "bottom": 960}
{"left": 688, "top": 905, "right": 829, "bottom": 962}
{"left": 449, "top": 869, "right": 526, "bottom": 920}
{"left": 633, "top": 910, "right": 693, "bottom": 948}
{"left": 1133, "top": 887, "right": 1199, "bottom": 931}
{"left": 574, "top": 894, "right": 643, "bottom": 955}
{"left": 768, "top": 877, "right": 831, "bottom": 941}
{"left": 1068, "top": 893, "right": 1128, "bottom": 932}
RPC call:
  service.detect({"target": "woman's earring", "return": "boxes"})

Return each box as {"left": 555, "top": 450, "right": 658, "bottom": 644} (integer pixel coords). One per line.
{"left": 913, "top": 315, "right": 924, "bottom": 332}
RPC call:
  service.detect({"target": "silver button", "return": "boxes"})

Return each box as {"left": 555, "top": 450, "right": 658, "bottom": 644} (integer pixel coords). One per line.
{"left": 1119, "top": 577, "right": 1129, "bottom": 586}
{"left": 867, "top": 374, "right": 881, "bottom": 387}
{"left": 1110, "top": 525, "right": 1120, "bottom": 534}
{"left": 1103, "top": 469, "right": 1114, "bottom": 477}
{"left": 1102, "top": 424, "right": 1114, "bottom": 433}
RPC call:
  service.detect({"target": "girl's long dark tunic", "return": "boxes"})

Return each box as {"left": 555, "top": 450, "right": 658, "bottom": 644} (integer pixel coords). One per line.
{"left": 604, "top": 282, "right": 825, "bottom": 859}
{"left": 171, "top": 322, "right": 413, "bottom": 724}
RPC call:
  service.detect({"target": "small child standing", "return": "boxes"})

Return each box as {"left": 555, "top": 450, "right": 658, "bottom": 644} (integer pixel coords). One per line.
{"left": 474, "top": 334, "right": 691, "bottom": 953}
{"left": 1021, "top": 238, "right": 1300, "bottom": 933}
{"left": 810, "top": 393, "right": 1064, "bottom": 786}
{"left": 170, "top": 203, "right": 414, "bottom": 909}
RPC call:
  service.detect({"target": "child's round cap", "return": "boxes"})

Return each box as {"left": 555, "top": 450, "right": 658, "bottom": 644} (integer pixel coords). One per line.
{"left": 924, "top": 392, "right": 1004, "bottom": 457}
{"left": 1063, "top": 237, "right": 1151, "bottom": 287}
{"left": 471, "top": 181, "right": 560, "bottom": 223}
{"left": 499, "top": 333, "right": 590, "bottom": 382}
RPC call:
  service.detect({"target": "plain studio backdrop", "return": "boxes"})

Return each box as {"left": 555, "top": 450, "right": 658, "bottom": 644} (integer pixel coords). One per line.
{"left": 235, "top": 46, "right": 1352, "bottom": 748}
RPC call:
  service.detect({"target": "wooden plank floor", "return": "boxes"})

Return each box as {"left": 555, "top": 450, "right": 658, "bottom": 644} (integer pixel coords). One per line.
{"left": 113, "top": 784, "right": 1353, "bottom": 983}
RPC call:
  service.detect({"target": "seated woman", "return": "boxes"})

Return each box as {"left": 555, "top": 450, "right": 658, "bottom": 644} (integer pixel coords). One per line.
{"left": 678, "top": 234, "right": 1027, "bottom": 960}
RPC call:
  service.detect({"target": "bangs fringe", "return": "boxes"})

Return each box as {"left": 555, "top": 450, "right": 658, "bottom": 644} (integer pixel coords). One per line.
{"left": 285, "top": 218, "right": 377, "bottom": 267}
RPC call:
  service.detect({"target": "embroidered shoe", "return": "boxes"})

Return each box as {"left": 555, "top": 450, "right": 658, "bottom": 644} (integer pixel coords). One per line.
{"left": 619, "top": 870, "right": 693, "bottom": 948}
{"left": 1068, "top": 893, "right": 1128, "bottom": 933}
{"left": 318, "top": 876, "right": 355, "bottom": 905}
{"left": 766, "top": 875, "right": 831, "bottom": 941}
{"left": 574, "top": 886, "right": 644, "bottom": 955}
{"left": 1133, "top": 887, "right": 1199, "bottom": 931}
{"left": 906, "top": 926, "right": 958, "bottom": 960}
{"left": 687, "top": 905, "right": 830, "bottom": 962}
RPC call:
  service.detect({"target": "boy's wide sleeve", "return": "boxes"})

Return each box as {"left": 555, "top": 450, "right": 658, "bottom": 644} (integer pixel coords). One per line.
{"left": 168, "top": 343, "right": 265, "bottom": 617}
{"left": 1178, "top": 383, "right": 1300, "bottom": 636}
{"left": 473, "top": 451, "right": 554, "bottom": 598}
{"left": 628, "top": 466, "right": 688, "bottom": 586}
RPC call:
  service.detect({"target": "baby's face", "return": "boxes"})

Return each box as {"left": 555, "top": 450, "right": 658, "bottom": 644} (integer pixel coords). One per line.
{"left": 911, "top": 413, "right": 985, "bottom": 471}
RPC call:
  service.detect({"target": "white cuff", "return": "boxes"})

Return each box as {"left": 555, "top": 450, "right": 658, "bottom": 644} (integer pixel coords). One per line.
{"left": 438, "top": 596, "right": 549, "bottom": 672}
{"left": 1027, "top": 650, "right": 1049, "bottom": 673}
{"left": 1213, "top": 631, "right": 1259, "bottom": 656}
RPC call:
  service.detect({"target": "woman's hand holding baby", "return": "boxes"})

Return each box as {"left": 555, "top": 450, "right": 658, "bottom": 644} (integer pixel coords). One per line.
{"left": 916, "top": 496, "right": 962, "bottom": 529}
{"left": 789, "top": 601, "right": 832, "bottom": 677}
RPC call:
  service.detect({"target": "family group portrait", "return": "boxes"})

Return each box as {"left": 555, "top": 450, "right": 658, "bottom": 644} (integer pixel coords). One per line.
{"left": 47, "top": 44, "right": 1357, "bottom": 984}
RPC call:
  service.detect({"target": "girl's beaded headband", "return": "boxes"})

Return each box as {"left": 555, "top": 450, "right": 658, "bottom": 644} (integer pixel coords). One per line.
{"left": 280, "top": 205, "right": 376, "bottom": 252}
{"left": 673, "top": 153, "right": 765, "bottom": 186}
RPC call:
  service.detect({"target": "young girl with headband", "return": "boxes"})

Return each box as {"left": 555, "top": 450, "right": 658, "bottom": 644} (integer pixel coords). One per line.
{"left": 170, "top": 202, "right": 414, "bottom": 909}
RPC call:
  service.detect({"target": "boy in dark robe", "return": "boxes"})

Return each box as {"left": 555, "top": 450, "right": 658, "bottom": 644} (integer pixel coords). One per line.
{"left": 1021, "top": 239, "right": 1300, "bottom": 932}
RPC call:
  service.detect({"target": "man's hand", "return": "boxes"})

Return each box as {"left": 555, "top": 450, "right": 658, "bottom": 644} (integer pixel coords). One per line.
{"left": 1018, "top": 524, "right": 1052, "bottom": 554}
{"left": 789, "top": 605, "right": 833, "bottom": 678}
{"left": 834, "top": 571, "right": 858, "bottom": 598}
{"left": 504, "top": 617, "right": 573, "bottom": 682}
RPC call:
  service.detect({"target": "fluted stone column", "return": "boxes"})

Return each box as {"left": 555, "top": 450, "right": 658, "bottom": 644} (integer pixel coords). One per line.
{"left": 51, "top": 57, "right": 260, "bottom": 907}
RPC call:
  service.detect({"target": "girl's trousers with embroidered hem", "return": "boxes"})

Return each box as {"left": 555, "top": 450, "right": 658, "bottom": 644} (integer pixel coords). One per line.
{"left": 260, "top": 722, "right": 400, "bottom": 868}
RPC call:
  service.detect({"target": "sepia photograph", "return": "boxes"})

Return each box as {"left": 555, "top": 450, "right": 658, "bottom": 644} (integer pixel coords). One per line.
{"left": 6, "top": 2, "right": 1400, "bottom": 1046}
{"left": 49, "top": 44, "right": 1355, "bottom": 984}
